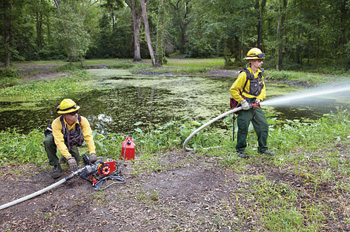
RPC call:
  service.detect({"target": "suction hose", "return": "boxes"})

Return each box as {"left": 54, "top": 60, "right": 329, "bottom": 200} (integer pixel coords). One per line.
{"left": 183, "top": 106, "right": 242, "bottom": 151}
{"left": 0, "top": 168, "right": 83, "bottom": 211}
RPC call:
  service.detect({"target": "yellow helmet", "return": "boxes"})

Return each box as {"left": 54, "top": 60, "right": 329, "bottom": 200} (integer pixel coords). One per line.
{"left": 56, "top": 99, "right": 80, "bottom": 114}
{"left": 244, "top": 48, "right": 266, "bottom": 61}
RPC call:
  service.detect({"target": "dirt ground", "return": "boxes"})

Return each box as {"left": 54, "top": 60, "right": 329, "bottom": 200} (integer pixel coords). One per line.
{"left": 0, "top": 152, "right": 252, "bottom": 232}
{"left": 1, "top": 149, "right": 350, "bottom": 232}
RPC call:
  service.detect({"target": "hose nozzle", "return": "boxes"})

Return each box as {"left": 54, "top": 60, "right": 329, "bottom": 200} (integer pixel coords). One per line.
{"left": 250, "top": 102, "right": 260, "bottom": 109}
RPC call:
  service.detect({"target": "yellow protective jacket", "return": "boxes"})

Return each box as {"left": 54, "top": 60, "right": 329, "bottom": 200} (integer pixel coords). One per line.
{"left": 51, "top": 116, "right": 96, "bottom": 159}
{"left": 229, "top": 67, "right": 266, "bottom": 103}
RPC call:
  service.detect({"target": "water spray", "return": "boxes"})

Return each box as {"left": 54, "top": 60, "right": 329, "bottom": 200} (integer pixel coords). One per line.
{"left": 261, "top": 83, "right": 350, "bottom": 107}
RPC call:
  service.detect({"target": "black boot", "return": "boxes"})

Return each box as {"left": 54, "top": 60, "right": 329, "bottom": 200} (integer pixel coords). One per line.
{"left": 259, "top": 150, "right": 275, "bottom": 156}
{"left": 50, "top": 164, "right": 62, "bottom": 179}
{"left": 237, "top": 151, "right": 248, "bottom": 159}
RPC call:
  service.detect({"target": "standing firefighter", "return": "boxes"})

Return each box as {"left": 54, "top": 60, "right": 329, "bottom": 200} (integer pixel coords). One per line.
{"left": 229, "top": 48, "right": 274, "bottom": 158}
{"left": 44, "top": 99, "right": 97, "bottom": 178}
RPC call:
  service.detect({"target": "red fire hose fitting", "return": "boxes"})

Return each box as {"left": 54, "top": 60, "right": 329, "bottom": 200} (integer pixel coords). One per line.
{"left": 250, "top": 102, "right": 260, "bottom": 108}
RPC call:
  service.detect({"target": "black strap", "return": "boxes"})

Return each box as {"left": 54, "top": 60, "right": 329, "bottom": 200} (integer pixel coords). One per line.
{"left": 60, "top": 115, "right": 82, "bottom": 149}
{"left": 241, "top": 68, "right": 263, "bottom": 95}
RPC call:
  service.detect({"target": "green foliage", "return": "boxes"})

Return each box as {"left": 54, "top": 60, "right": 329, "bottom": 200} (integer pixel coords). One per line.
{"left": 0, "top": 70, "right": 90, "bottom": 100}
{"left": 53, "top": 2, "right": 92, "bottom": 63}
{"left": 131, "top": 118, "right": 224, "bottom": 154}
{"left": 0, "top": 129, "right": 46, "bottom": 165}
{"left": 265, "top": 70, "right": 328, "bottom": 86}
{"left": 0, "top": 0, "right": 349, "bottom": 73}
{"left": 0, "top": 68, "right": 23, "bottom": 88}
{"left": 0, "top": 68, "right": 21, "bottom": 78}
{"left": 270, "top": 111, "right": 350, "bottom": 153}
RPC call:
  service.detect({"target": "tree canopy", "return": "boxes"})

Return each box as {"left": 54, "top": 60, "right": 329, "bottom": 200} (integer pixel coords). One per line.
{"left": 0, "top": 0, "right": 349, "bottom": 71}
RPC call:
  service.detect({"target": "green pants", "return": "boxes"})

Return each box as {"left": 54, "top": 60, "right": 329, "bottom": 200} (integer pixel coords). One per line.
{"left": 43, "top": 134, "right": 80, "bottom": 166}
{"left": 236, "top": 107, "right": 269, "bottom": 153}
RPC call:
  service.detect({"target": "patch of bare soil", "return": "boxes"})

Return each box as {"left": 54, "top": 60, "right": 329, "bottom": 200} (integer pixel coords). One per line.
{"left": 0, "top": 152, "right": 249, "bottom": 232}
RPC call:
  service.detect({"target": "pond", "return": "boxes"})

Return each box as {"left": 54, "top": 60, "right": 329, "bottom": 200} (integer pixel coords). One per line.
{"left": 0, "top": 69, "right": 348, "bottom": 134}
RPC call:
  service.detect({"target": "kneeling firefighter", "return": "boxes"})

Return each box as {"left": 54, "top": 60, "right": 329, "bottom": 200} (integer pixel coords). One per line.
{"left": 229, "top": 48, "right": 275, "bottom": 158}
{"left": 44, "top": 99, "right": 97, "bottom": 178}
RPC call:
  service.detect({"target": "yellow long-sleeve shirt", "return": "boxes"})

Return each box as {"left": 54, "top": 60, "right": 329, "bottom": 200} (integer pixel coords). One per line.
{"left": 229, "top": 67, "right": 266, "bottom": 103}
{"left": 51, "top": 116, "right": 96, "bottom": 159}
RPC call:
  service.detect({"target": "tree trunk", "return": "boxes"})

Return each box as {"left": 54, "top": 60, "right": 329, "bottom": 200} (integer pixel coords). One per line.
{"left": 36, "top": 7, "right": 43, "bottom": 49}
{"left": 140, "top": 0, "right": 155, "bottom": 66}
{"left": 171, "top": 0, "right": 190, "bottom": 54}
{"left": 276, "top": 0, "right": 287, "bottom": 70}
{"left": 255, "top": 0, "right": 260, "bottom": 47}
{"left": 234, "top": 36, "right": 239, "bottom": 60}
{"left": 155, "top": 0, "right": 165, "bottom": 66}
{"left": 4, "top": 2, "right": 13, "bottom": 68}
{"left": 126, "top": 0, "right": 142, "bottom": 61}
{"left": 256, "top": 0, "right": 267, "bottom": 49}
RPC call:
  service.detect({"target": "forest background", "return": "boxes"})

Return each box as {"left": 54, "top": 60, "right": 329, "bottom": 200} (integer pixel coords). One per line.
{"left": 1, "top": 0, "right": 349, "bottom": 73}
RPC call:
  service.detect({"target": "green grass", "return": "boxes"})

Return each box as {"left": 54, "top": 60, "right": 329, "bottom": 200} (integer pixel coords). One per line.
{"left": 0, "top": 68, "right": 23, "bottom": 88}
{"left": 264, "top": 69, "right": 342, "bottom": 86}
{"left": 0, "top": 70, "right": 94, "bottom": 101}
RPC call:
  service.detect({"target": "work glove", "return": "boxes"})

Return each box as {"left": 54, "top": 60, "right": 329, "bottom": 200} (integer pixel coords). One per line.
{"left": 255, "top": 99, "right": 261, "bottom": 104}
{"left": 67, "top": 157, "right": 78, "bottom": 171}
{"left": 89, "top": 153, "right": 97, "bottom": 164}
{"left": 240, "top": 99, "right": 250, "bottom": 110}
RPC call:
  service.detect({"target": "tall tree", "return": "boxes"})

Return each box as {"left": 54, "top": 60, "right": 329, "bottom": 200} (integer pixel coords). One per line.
{"left": 2, "top": 0, "right": 14, "bottom": 68}
{"left": 125, "top": 0, "right": 142, "bottom": 61}
{"left": 276, "top": 0, "right": 287, "bottom": 70}
{"left": 140, "top": 0, "right": 155, "bottom": 65}
{"left": 0, "top": 0, "right": 29, "bottom": 67}
{"left": 155, "top": 0, "right": 166, "bottom": 66}
{"left": 255, "top": 0, "right": 267, "bottom": 49}
{"left": 169, "top": 0, "right": 190, "bottom": 54}
{"left": 53, "top": 0, "right": 97, "bottom": 64}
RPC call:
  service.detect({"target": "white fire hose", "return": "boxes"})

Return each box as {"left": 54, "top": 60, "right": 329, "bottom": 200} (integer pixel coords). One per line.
{"left": 183, "top": 106, "right": 242, "bottom": 151}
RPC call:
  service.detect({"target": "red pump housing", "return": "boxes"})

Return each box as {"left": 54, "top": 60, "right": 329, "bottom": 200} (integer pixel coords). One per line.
{"left": 121, "top": 137, "right": 135, "bottom": 160}
{"left": 97, "top": 161, "right": 117, "bottom": 177}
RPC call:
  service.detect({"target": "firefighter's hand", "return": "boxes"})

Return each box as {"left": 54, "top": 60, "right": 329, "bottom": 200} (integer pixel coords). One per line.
{"left": 255, "top": 99, "right": 261, "bottom": 104}
{"left": 67, "top": 157, "right": 77, "bottom": 171}
{"left": 241, "top": 99, "right": 250, "bottom": 110}
{"left": 89, "top": 153, "right": 97, "bottom": 164}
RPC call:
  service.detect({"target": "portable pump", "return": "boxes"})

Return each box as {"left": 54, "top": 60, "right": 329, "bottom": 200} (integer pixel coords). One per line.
{"left": 80, "top": 154, "right": 125, "bottom": 190}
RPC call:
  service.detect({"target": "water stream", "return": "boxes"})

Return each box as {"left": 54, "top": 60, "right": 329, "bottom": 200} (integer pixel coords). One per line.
{"left": 0, "top": 69, "right": 349, "bottom": 134}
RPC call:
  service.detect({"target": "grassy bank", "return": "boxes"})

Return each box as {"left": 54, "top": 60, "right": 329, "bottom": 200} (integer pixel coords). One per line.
{"left": 0, "top": 69, "right": 99, "bottom": 102}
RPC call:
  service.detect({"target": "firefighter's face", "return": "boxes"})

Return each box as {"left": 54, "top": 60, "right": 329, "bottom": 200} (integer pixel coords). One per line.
{"left": 64, "top": 111, "right": 78, "bottom": 123}
{"left": 251, "top": 59, "right": 263, "bottom": 68}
